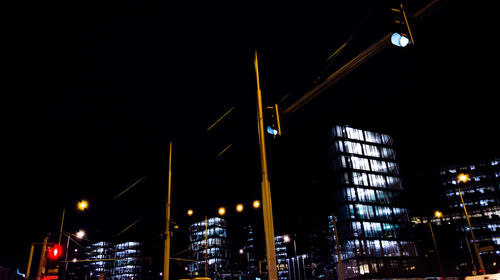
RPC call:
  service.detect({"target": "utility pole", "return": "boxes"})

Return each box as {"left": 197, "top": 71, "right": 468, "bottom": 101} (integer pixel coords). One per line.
{"left": 332, "top": 216, "right": 344, "bottom": 280}
{"left": 26, "top": 244, "right": 35, "bottom": 280}
{"left": 58, "top": 209, "right": 65, "bottom": 245}
{"left": 428, "top": 222, "right": 446, "bottom": 280}
{"left": 254, "top": 51, "right": 278, "bottom": 280}
{"left": 458, "top": 187, "right": 485, "bottom": 275}
{"left": 164, "top": 142, "right": 173, "bottom": 280}
{"left": 205, "top": 216, "right": 208, "bottom": 277}
{"left": 36, "top": 236, "right": 48, "bottom": 280}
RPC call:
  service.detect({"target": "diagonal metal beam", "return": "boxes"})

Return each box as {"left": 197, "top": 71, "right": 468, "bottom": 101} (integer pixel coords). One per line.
{"left": 282, "top": 0, "right": 445, "bottom": 115}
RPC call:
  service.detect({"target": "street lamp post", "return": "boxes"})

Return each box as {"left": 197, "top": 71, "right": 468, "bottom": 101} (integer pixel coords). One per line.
{"left": 429, "top": 211, "right": 446, "bottom": 280}
{"left": 457, "top": 174, "right": 486, "bottom": 275}
{"left": 254, "top": 50, "right": 278, "bottom": 280}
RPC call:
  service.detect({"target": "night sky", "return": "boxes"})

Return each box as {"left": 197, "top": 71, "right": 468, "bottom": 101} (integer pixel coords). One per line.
{"left": 2, "top": 0, "right": 499, "bottom": 271}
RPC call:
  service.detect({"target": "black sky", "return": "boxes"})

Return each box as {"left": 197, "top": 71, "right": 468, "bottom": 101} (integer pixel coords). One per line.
{"left": 2, "top": 0, "right": 499, "bottom": 270}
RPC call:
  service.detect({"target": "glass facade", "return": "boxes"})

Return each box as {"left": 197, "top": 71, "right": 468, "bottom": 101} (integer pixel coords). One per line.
{"left": 275, "top": 236, "right": 290, "bottom": 280}
{"left": 328, "top": 125, "right": 417, "bottom": 279}
{"left": 188, "top": 217, "right": 230, "bottom": 277}
{"left": 85, "top": 241, "right": 147, "bottom": 280}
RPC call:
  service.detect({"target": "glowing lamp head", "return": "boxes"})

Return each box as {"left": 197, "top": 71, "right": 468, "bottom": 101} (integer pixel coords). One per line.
{"left": 458, "top": 173, "right": 469, "bottom": 183}
{"left": 252, "top": 200, "right": 261, "bottom": 209}
{"left": 391, "top": 32, "right": 410, "bottom": 47}
{"left": 218, "top": 207, "right": 226, "bottom": 216}
{"left": 283, "top": 235, "right": 291, "bottom": 243}
{"left": 187, "top": 209, "right": 194, "bottom": 216}
{"left": 434, "top": 210, "right": 443, "bottom": 218}
{"left": 236, "top": 204, "right": 244, "bottom": 213}
{"left": 78, "top": 200, "right": 88, "bottom": 211}
{"left": 76, "top": 230, "right": 85, "bottom": 239}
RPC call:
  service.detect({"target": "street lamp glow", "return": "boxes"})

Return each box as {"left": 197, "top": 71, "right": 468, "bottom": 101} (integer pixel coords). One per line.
{"left": 252, "top": 200, "right": 261, "bottom": 209}
{"left": 218, "top": 207, "right": 226, "bottom": 216}
{"left": 77, "top": 200, "right": 88, "bottom": 211}
{"left": 236, "top": 204, "right": 244, "bottom": 213}
{"left": 434, "top": 210, "right": 443, "bottom": 218}
{"left": 458, "top": 173, "right": 469, "bottom": 183}
{"left": 283, "top": 234, "right": 291, "bottom": 243}
{"left": 76, "top": 230, "right": 85, "bottom": 239}
{"left": 187, "top": 209, "right": 193, "bottom": 216}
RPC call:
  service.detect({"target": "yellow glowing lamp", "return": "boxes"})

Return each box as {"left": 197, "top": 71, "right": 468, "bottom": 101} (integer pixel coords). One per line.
{"left": 187, "top": 209, "right": 194, "bottom": 216}
{"left": 236, "top": 204, "right": 244, "bottom": 213}
{"left": 78, "top": 200, "right": 88, "bottom": 211}
{"left": 252, "top": 200, "right": 261, "bottom": 209}
{"left": 458, "top": 173, "right": 469, "bottom": 183}
{"left": 434, "top": 210, "right": 443, "bottom": 218}
{"left": 218, "top": 207, "right": 226, "bottom": 216}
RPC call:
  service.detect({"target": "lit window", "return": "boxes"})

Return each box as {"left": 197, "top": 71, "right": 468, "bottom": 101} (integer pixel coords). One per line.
{"left": 364, "top": 131, "right": 381, "bottom": 143}
{"left": 369, "top": 174, "right": 386, "bottom": 188}
{"left": 381, "top": 134, "right": 393, "bottom": 145}
{"left": 351, "top": 156, "right": 370, "bottom": 171}
{"left": 352, "top": 172, "right": 369, "bottom": 186}
{"left": 345, "top": 141, "right": 363, "bottom": 155}
{"left": 370, "top": 159, "right": 388, "bottom": 173}
{"left": 346, "top": 127, "right": 364, "bottom": 141}
{"left": 363, "top": 144, "right": 380, "bottom": 157}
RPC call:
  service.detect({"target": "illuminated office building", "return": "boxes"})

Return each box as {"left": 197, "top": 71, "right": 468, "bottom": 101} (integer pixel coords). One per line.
{"left": 85, "top": 241, "right": 148, "bottom": 280}
{"left": 188, "top": 217, "right": 230, "bottom": 278}
{"left": 275, "top": 235, "right": 290, "bottom": 280}
{"left": 328, "top": 125, "right": 418, "bottom": 279}
{"left": 421, "top": 159, "right": 500, "bottom": 273}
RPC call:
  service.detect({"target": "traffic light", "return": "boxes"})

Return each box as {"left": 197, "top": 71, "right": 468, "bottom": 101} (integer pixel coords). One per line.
{"left": 390, "top": 1, "right": 414, "bottom": 47}
{"left": 47, "top": 244, "right": 63, "bottom": 260}
{"left": 265, "top": 104, "right": 282, "bottom": 137}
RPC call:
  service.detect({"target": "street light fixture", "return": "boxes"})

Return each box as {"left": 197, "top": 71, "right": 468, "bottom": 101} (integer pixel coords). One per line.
{"left": 429, "top": 211, "right": 446, "bottom": 280}
{"left": 76, "top": 230, "right": 85, "bottom": 239}
{"left": 457, "top": 173, "right": 485, "bottom": 275}
{"left": 434, "top": 210, "right": 443, "bottom": 219}
{"left": 236, "top": 204, "right": 244, "bottom": 213}
{"left": 218, "top": 207, "right": 226, "bottom": 216}
{"left": 252, "top": 200, "right": 261, "bottom": 209}
{"left": 187, "top": 209, "right": 194, "bottom": 216}
{"left": 77, "top": 200, "right": 88, "bottom": 211}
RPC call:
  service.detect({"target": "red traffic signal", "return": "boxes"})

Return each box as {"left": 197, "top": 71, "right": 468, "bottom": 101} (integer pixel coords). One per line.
{"left": 47, "top": 244, "right": 63, "bottom": 260}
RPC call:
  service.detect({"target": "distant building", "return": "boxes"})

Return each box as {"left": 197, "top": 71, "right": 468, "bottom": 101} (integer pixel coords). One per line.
{"left": 275, "top": 235, "right": 290, "bottom": 280}
{"left": 328, "top": 125, "right": 419, "bottom": 279}
{"left": 85, "top": 241, "right": 149, "bottom": 280}
{"left": 416, "top": 158, "right": 500, "bottom": 274}
{"left": 188, "top": 217, "right": 230, "bottom": 278}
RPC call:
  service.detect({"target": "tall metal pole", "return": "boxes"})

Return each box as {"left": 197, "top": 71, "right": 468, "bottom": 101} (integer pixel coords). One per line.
{"left": 205, "top": 216, "right": 208, "bottom": 277}
{"left": 164, "top": 142, "right": 173, "bottom": 280}
{"left": 58, "top": 209, "right": 65, "bottom": 245}
{"left": 332, "top": 216, "right": 344, "bottom": 280}
{"left": 26, "top": 244, "right": 35, "bottom": 280}
{"left": 428, "top": 222, "right": 446, "bottom": 280}
{"left": 254, "top": 51, "right": 278, "bottom": 280}
{"left": 458, "top": 187, "right": 485, "bottom": 275}
{"left": 36, "top": 236, "right": 48, "bottom": 280}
